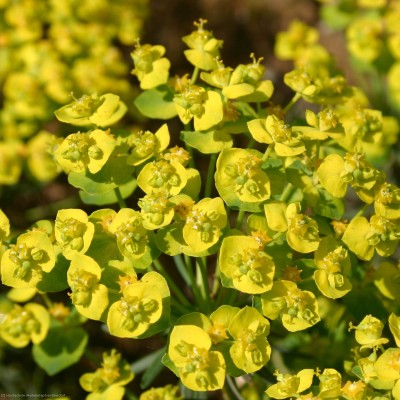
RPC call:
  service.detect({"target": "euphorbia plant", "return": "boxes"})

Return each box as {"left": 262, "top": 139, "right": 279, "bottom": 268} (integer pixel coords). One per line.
{"left": 0, "top": 12, "right": 400, "bottom": 400}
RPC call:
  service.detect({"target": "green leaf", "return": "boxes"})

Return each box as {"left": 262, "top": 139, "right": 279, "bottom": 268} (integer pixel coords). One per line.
{"left": 134, "top": 85, "right": 177, "bottom": 119}
{"left": 79, "top": 179, "right": 137, "bottom": 206}
{"left": 181, "top": 129, "right": 232, "bottom": 154}
{"left": 314, "top": 188, "right": 345, "bottom": 219}
{"left": 68, "top": 155, "right": 135, "bottom": 194}
{"left": 32, "top": 327, "right": 88, "bottom": 376}
{"left": 36, "top": 251, "right": 69, "bottom": 292}
{"left": 140, "top": 347, "right": 166, "bottom": 389}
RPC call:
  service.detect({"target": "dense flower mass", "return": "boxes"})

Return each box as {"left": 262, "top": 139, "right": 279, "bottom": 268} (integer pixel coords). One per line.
{"left": 1, "top": 6, "right": 400, "bottom": 400}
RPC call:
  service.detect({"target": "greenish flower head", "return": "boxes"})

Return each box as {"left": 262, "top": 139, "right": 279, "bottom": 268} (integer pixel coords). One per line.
{"left": 347, "top": 17, "right": 383, "bottom": 63}
{"left": 261, "top": 280, "right": 320, "bottom": 332}
{"left": 139, "top": 385, "right": 182, "bottom": 400}
{"left": 215, "top": 148, "right": 271, "bottom": 211}
{"left": 0, "top": 303, "right": 50, "bottom": 348}
{"left": 182, "top": 197, "right": 227, "bottom": 253}
{"left": 349, "top": 315, "right": 389, "bottom": 349}
{"left": 286, "top": 203, "right": 320, "bottom": 253}
{"left": 126, "top": 124, "right": 170, "bottom": 166}
{"left": 107, "top": 272, "right": 169, "bottom": 338}
{"left": 68, "top": 269, "right": 97, "bottom": 306}
{"left": 340, "top": 108, "right": 382, "bottom": 141}
{"left": 182, "top": 19, "right": 223, "bottom": 71}
{"left": 1, "top": 231, "right": 55, "bottom": 289}
{"left": 219, "top": 236, "right": 275, "bottom": 294}
{"left": 108, "top": 209, "right": 148, "bottom": 259}
{"left": 131, "top": 42, "right": 170, "bottom": 89}
{"left": 228, "top": 306, "right": 271, "bottom": 373}
{"left": 306, "top": 108, "right": 339, "bottom": 132}
{"left": 119, "top": 294, "right": 158, "bottom": 331}
{"left": 317, "top": 368, "right": 342, "bottom": 399}
{"left": 314, "top": 237, "right": 352, "bottom": 299}
{"left": 374, "top": 182, "right": 400, "bottom": 219}
{"left": 67, "top": 254, "right": 109, "bottom": 321}
{"left": 55, "top": 209, "right": 94, "bottom": 260}
{"left": 266, "top": 369, "right": 314, "bottom": 399}
{"left": 275, "top": 20, "right": 319, "bottom": 60}
{"left": 168, "top": 324, "right": 226, "bottom": 391}
{"left": 80, "top": 349, "right": 134, "bottom": 399}
{"left": 54, "top": 93, "right": 127, "bottom": 127}
{"left": 137, "top": 159, "right": 188, "bottom": 196}
{"left": 139, "top": 190, "right": 174, "bottom": 230}
{"left": 174, "top": 79, "right": 224, "bottom": 130}
{"left": 70, "top": 93, "right": 102, "bottom": 118}
{"left": 54, "top": 129, "right": 116, "bottom": 174}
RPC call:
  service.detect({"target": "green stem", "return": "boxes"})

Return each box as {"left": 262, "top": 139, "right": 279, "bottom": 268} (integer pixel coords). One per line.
{"left": 173, "top": 254, "right": 191, "bottom": 286}
{"left": 184, "top": 255, "right": 203, "bottom": 310}
{"left": 262, "top": 143, "right": 274, "bottom": 161}
{"left": 283, "top": 92, "right": 301, "bottom": 114}
{"left": 225, "top": 375, "right": 245, "bottom": 400}
{"left": 247, "top": 138, "right": 257, "bottom": 149}
{"left": 40, "top": 293, "right": 53, "bottom": 308}
{"left": 211, "top": 261, "right": 221, "bottom": 297}
{"left": 170, "top": 298, "right": 192, "bottom": 315}
{"left": 235, "top": 209, "right": 246, "bottom": 230}
{"left": 184, "top": 123, "right": 196, "bottom": 169}
{"left": 280, "top": 182, "right": 294, "bottom": 202}
{"left": 197, "top": 257, "right": 212, "bottom": 313}
{"left": 190, "top": 66, "right": 200, "bottom": 84}
{"left": 114, "top": 187, "right": 127, "bottom": 208}
{"left": 153, "top": 258, "right": 191, "bottom": 307}
{"left": 204, "top": 153, "right": 217, "bottom": 198}
{"left": 352, "top": 203, "right": 371, "bottom": 220}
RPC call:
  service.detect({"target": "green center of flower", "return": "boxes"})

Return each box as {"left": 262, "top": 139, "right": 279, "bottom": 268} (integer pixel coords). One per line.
{"left": 4, "top": 306, "right": 40, "bottom": 338}
{"left": 320, "top": 246, "right": 347, "bottom": 274}
{"left": 148, "top": 160, "right": 181, "bottom": 189}
{"left": 224, "top": 155, "right": 264, "bottom": 196}
{"left": 175, "top": 341, "right": 211, "bottom": 382}
{"left": 9, "top": 243, "right": 44, "bottom": 280}
{"left": 139, "top": 191, "right": 169, "bottom": 225}
{"left": 56, "top": 217, "right": 86, "bottom": 251}
{"left": 174, "top": 84, "right": 206, "bottom": 116}
{"left": 289, "top": 214, "right": 318, "bottom": 240}
{"left": 120, "top": 295, "right": 158, "bottom": 330}
{"left": 69, "top": 270, "right": 97, "bottom": 306}
{"left": 230, "top": 248, "right": 265, "bottom": 284}
{"left": 129, "top": 130, "right": 157, "bottom": 159}
{"left": 186, "top": 208, "right": 219, "bottom": 242}
{"left": 71, "top": 93, "right": 101, "bottom": 117}
{"left": 61, "top": 132, "right": 101, "bottom": 163}
{"left": 114, "top": 219, "right": 147, "bottom": 255}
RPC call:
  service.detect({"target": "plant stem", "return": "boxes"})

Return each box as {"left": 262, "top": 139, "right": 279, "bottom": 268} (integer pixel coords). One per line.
{"left": 184, "top": 255, "right": 204, "bottom": 310}
{"left": 225, "top": 375, "right": 245, "bottom": 400}
{"left": 235, "top": 209, "right": 246, "bottom": 230}
{"left": 204, "top": 153, "right": 217, "bottom": 198}
{"left": 153, "top": 258, "right": 191, "bottom": 307}
{"left": 283, "top": 92, "right": 301, "bottom": 114}
{"left": 262, "top": 143, "right": 274, "bottom": 161}
{"left": 280, "top": 182, "right": 294, "bottom": 202}
{"left": 114, "top": 187, "right": 127, "bottom": 208}
{"left": 190, "top": 66, "right": 200, "bottom": 84}
{"left": 197, "top": 257, "right": 211, "bottom": 313}
{"left": 352, "top": 203, "right": 371, "bottom": 219}
{"left": 173, "top": 254, "right": 191, "bottom": 286}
